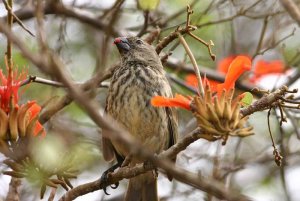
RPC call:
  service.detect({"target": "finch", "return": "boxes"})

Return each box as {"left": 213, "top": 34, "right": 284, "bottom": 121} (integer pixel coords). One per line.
{"left": 102, "top": 36, "right": 178, "bottom": 201}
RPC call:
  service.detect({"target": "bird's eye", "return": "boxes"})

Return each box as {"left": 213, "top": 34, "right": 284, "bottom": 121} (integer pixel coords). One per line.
{"left": 136, "top": 39, "right": 143, "bottom": 45}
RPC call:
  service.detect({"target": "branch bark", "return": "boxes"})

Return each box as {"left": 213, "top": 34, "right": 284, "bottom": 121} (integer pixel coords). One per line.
{"left": 280, "top": 0, "right": 300, "bottom": 26}
{"left": 5, "top": 178, "right": 21, "bottom": 201}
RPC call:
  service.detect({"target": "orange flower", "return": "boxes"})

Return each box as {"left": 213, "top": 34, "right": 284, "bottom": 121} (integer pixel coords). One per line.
{"left": 217, "top": 56, "right": 252, "bottom": 95}
{"left": 151, "top": 94, "right": 192, "bottom": 110}
{"left": 0, "top": 60, "right": 45, "bottom": 137}
{"left": 250, "top": 60, "right": 285, "bottom": 83}
{"left": 185, "top": 74, "right": 220, "bottom": 90}
{"left": 185, "top": 74, "right": 198, "bottom": 88}
{"left": 185, "top": 55, "right": 251, "bottom": 94}
{"left": 152, "top": 56, "right": 251, "bottom": 110}
{"left": 217, "top": 56, "right": 235, "bottom": 74}
{"left": 26, "top": 101, "right": 45, "bottom": 137}
{"left": 0, "top": 68, "right": 25, "bottom": 113}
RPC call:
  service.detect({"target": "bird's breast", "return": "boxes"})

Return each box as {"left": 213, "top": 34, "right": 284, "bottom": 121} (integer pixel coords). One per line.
{"left": 106, "top": 66, "right": 171, "bottom": 156}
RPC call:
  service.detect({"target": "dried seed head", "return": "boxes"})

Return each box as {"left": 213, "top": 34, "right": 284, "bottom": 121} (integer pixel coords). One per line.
{"left": 193, "top": 86, "right": 253, "bottom": 144}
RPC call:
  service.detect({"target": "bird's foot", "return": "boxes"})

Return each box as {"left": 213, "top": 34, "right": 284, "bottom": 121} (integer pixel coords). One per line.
{"left": 100, "top": 163, "right": 120, "bottom": 195}
{"left": 121, "top": 154, "right": 132, "bottom": 167}
{"left": 143, "top": 160, "right": 158, "bottom": 176}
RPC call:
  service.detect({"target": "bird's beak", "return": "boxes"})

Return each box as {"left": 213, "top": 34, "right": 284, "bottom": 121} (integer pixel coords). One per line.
{"left": 114, "top": 37, "right": 131, "bottom": 52}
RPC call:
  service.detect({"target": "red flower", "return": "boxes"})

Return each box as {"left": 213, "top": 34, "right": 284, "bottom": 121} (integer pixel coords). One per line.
{"left": 185, "top": 55, "right": 251, "bottom": 93}
{"left": 216, "top": 56, "right": 251, "bottom": 95}
{"left": 23, "top": 101, "right": 45, "bottom": 137}
{"left": 0, "top": 68, "right": 25, "bottom": 113}
{"left": 151, "top": 94, "right": 192, "bottom": 110}
{"left": 217, "top": 56, "right": 235, "bottom": 74}
{"left": 185, "top": 74, "right": 198, "bottom": 88}
{"left": 250, "top": 60, "right": 285, "bottom": 83}
{"left": 152, "top": 56, "right": 251, "bottom": 110}
{"left": 185, "top": 74, "right": 220, "bottom": 90}
{"left": 0, "top": 61, "right": 45, "bottom": 137}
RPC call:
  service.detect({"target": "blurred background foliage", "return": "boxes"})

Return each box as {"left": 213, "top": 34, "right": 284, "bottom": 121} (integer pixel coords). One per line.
{"left": 0, "top": 0, "right": 300, "bottom": 201}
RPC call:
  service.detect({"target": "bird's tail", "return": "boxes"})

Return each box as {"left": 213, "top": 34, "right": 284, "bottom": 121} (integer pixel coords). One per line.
{"left": 124, "top": 171, "right": 158, "bottom": 201}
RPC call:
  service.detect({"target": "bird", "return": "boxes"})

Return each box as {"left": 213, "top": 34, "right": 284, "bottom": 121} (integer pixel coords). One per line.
{"left": 101, "top": 36, "right": 178, "bottom": 201}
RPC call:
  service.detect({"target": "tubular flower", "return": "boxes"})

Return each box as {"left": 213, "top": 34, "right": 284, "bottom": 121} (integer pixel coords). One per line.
{"left": 217, "top": 55, "right": 251, "bottom": 75}
{"left": 151, "top": 56, "right": 253, "bottom": 145}
{"left": 185, "top": 74, "right": 220, "bottom": 91}
{"left": 216, "top": 56, "right": 252, "bottom": 95}
{"left": 0, "top": 64, "right": 45, "bottom": 141}
{"left": 0, "top": 69, "right": 25, "bottom": 113}
{"left": 151, "top": 94, "right": 192, "bottom": 110}
{"left": 217, "top": 56, "right": 235, "bottom": 74}
{"left": 18, "top": 101, "right": 46, "bottom": 137}
{"left": 185, "top": 56, "right": 251, "bottom": 95}
{"left": 250, "top": 60, "right": 285, "bottom": 83}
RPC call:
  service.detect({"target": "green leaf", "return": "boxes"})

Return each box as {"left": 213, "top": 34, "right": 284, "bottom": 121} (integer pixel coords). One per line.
{"left": 138, "top": 0, "right": 160, "bottom": 10}
{"left": 240, "top": 92, "right": 253, "bottom": 106}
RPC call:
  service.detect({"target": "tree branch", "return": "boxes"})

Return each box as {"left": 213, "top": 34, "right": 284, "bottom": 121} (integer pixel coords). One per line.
{"left": 5, "top": 178, "right": 21, "bottom": 201}
{"left": 280, "top": 0, "right": 300, "bottom": 26}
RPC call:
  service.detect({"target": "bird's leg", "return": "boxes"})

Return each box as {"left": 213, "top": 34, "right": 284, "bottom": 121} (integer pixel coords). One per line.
{"left": 100, "top": 160, "right": 122, "bottom": 195}
{"left": 121, "top": 154, "right": 132, "bottom": 167}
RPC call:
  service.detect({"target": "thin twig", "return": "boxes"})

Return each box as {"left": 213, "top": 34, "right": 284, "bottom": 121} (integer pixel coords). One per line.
{"left": 267, "top": 108, "right": 276, "bottom": 149}
{"left": 137, "top": 10, "right": 149, "bottom": 37}
{"left": 2, "top": 0, "right": 34, "bottom": 36}
{"left": 258, "top": 28, "right": 296, "bottom": 56}
{"left": 20, "top": 75, "right": 109, "bottom": 88}
{"left": 155, "top": 25, "right": 196, "bottom": 54}
{"left": 274, "top": 110, "right": 291, "bottom": 201}
{"left": 280, "top": 0, "right": 300, "bottom": 26}
{"left": 267, "top": 108, "right": 283, "bottom": 166}
{"left": 188, "top": 32, "right": 216, "bottom": 60}
{"left": 4, "top": 0, "right": 13, "bottom": 70}
{"left": 177, "top": 33, "right": 204, "bottom": 96}
{"left": 253, "top": 16, "right": 269, "bottom": 58}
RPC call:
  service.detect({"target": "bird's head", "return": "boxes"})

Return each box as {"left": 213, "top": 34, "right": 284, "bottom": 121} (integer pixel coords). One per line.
{"left": 114, "top": 37, "right": 160, "bottom": 64}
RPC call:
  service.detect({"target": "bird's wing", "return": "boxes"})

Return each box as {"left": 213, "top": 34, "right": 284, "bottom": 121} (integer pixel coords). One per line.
{"left": 165, "top": 106, "right": 178, "bottom": 181}
{"left": 102, "top": 134, "right": 116, "bottom": 162}
{"left": 102, "top": 104, "right": 116, "bottom": 162}
{"left": 165, "top": 107, "right": 178, "bottom": 151}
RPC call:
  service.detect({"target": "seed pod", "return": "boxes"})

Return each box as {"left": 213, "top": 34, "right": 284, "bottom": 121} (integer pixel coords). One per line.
{"left": 44, "top": 180, "right": 58, "bottom": 188}
{"left": 236, "top": 127, "right": 254, "bottom": 137}
{"left": 230, "top": 103, "right": 241, "bottom": 128}
{"left": 26, "top": 115, "right": 39, "bottom": 136}
{"left": 18, "top": 103, "right": 32, "bottom": 137}
{"left": 223, "top": 102, "right": 232, "bottom": 120}
{"left": 51, "top": 178, "right": 66, "bottom": 186}
{"left": 40, "top": 184, "right": 47, "bottom": 199}
{"left": 194, "top": 98, "right": 209, "bottom": 120}
{"left": 0, "top": 109, "right": 8, "bottom": 139}
{"left": 63, "top": 178, "right": 73, "bottom": 189}
{"left": 9, "top": 107, "right": 19, "bottom": 141}
{"left": 213, "top": 97, "right": 223, "bottom": 118}
{"left": 200, "top": 123, "right": 222, "bottom": 135}
{"left": 195, "top": 114, "right": 213, "bottom": 129}
{"left": 3, "top": 171, "right": 25, "bottom": 178}
{"left": 0, "top": 140, "right": 11, "bottom": 156}
{"left": 206, "top": 104, "right": 224, "bottom": 131}
{"left": 204, "top": 86, "right": 212, "bottom": 103}
{"left": 62, "top": 172, "right": 78, "bottom": 179}
{"left": 218, "top": 90, "right": 226, "bottom": 113}
{"left": 3, "top": 159, "right": 23, "bottom": 172}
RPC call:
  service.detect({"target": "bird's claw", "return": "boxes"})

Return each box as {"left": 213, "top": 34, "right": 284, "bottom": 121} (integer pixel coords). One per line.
{"left": 110, "top": 182, "right": 119, "bottom": 189}
{"left": 100, "top": 163, "right": 121, "bottom": 195}
{"left": 100, "top": 170, "right": 111, "bottom": 195}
